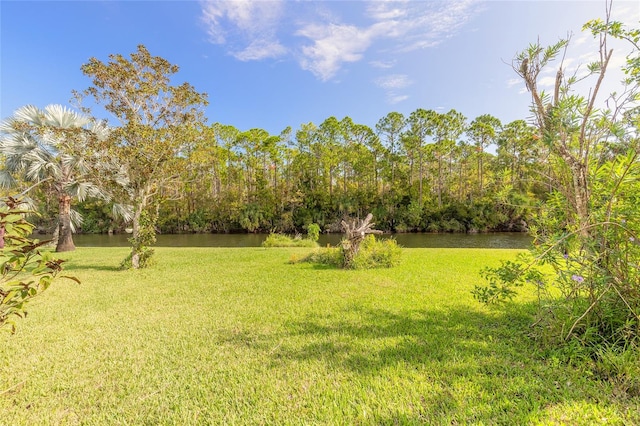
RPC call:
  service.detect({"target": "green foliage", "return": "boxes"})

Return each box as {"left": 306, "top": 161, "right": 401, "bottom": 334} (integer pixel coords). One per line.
{"left": 306, "top": 223, "right": 320, "bottom": 242}
{"left": 0, "top": 104, "right": 112, "bottom": 252}
{"left": 262, "top": 233, "right": 318, "bottom": 248}
{"left": 299, "top": 235, "right": 402, "bottom": 270}
{"left": 476, "top": 153, "right": 640, "bottom": 350}
{"left": 473, "top": 255, "right": 539, "bottom": 304}
{"left": 0, "top": 197, "right": 76, "bottom": 333}
{"left": 77, "top": 45, "right": 208, "bottom": 268}
{"left": 120, "top": 209, "right": 156, "bottom": 269}
{"left": 349, "top": 235, "right": 402, "bottom": 269}
{"left": 476, "top": 17, "right": 640, "bottom": 360}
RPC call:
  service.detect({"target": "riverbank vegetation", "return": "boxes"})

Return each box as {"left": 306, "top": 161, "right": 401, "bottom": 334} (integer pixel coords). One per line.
{"left": 1, "top": 247, "right": 639, "bottom": 424}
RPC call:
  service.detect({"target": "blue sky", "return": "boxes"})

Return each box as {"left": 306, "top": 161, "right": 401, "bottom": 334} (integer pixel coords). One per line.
{"left": 1, "top": 1, "right": 639, "bottom": 136}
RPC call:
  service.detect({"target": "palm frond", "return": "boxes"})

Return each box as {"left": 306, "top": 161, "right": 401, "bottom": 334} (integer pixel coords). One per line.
{"left": 69, "top": 208, "right": 84, "bottom": 232}
{"left": 13, "top": 104, "right": 44, "bottom": 126}
{"left": 66, "top": 181, "right": 109, "bottom": 202}
{"left": 43, "top": 104, "right": 90, "bottom": 129}
{"left": 0, "top": 170, "right": 17, "bottom": 189}
{"left": 88, "top": 119, "right": 111, "bottom": 141}
{"left": 112, "top": 202, "right": 134, "bottom": 222}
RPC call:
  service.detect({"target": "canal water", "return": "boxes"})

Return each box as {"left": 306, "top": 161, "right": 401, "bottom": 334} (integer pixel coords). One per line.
{"left": 43, "top": 232, "right": 532, "bottom": 249}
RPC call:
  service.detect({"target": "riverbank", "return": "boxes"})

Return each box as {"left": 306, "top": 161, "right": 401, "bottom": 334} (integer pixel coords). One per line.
{"left": 33, "top": 231, "right": 533, "bottom": 249}
{"left": 1, "top": 247, "right": 637, "bottom": 424}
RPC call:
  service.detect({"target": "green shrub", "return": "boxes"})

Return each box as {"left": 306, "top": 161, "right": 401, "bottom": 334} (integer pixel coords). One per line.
{"left": 349, "top": 235, "right": 402, "bottom": 269}
{"left": 306, "top": 223, "right": 320, "bottom": 242}
{"left": 262, "top": 233, "right": 318, "bottom": 248}
{"left": 297, "top": 235, "right": 401, "bottom": 270}
{"left": 0, "top": 197, "right": 76, "bottom": 333}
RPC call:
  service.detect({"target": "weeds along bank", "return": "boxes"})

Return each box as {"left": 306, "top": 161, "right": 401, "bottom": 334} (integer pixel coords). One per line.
{"left": 1, "top": 247, "right": 639, "bottom": 424}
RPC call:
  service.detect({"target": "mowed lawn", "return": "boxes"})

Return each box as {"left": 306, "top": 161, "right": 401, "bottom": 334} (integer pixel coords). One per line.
{"left": 1, "top": 247, "right": 638, "bottom": 425}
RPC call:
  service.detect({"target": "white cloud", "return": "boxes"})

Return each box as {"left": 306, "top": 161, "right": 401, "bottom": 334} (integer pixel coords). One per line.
{"left": 200, "top": 0, "right": 286, "bottom": 60}
{"left": 397, "top": 0, "right": 481, "bottom": 51}
{"left": 235, "top": 39, "right": 287, "bottom": 61}
{"left": 375, "top": 74, "right": 412, "bottom": 90}
{"left": 388, "top": 94, "right": 409, "bottom": 104}
{"left": 538, "top": 75, "right": 558, "bottom": 89}
{"left": 366, "top": 1, "right": 409, "bottom": 21}
{"left": 375, "top": 74, "right": 412, "bottom": 104}
{"left": 296, "top": 23, "right": 378, "bottom": 81}
{"left": 573, "top": 34, "right": 589, "bottom": 46}
{"left": 370, "top": 59, "right": 396, "bottom": 69}
{"left": 295, "top": 1, "right": 480, "bottom": 80}
{"left": 200, "top": 0, "right": 483, "bottom": 79}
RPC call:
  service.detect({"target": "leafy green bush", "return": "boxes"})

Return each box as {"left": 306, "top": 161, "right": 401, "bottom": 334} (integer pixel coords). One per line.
{"left": 0, "top": 197, "right": 77, "bottom": 333}
{"left": 297, "top": 235, "right": 401, "bottom": 270}
{"left": 474, "top": 152, "right": 640, "bottom": 350}
{"left": 262, "top": 233, "right": 318, "bottom": 248}
{"left": 474, "top": 20, "right": 640, "bottom": 371}
{"left": 349, "top": 235, "right": 402, "bottom": 269}
{"left": 306, "top": 223, "right": 320, "bottom": 242}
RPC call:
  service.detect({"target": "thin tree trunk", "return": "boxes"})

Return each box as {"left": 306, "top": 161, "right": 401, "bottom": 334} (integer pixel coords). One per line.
{"left": 418, "top": 149, "right": 423, "bottom": 204}
{"left": 56, "top": 194, "right": 75, "bottom": 252}
{"left": 437, "top": 153, "right": 443, "bottom": 208}
{"left": 131, "top": 203, "right": 142, "bottom": 269}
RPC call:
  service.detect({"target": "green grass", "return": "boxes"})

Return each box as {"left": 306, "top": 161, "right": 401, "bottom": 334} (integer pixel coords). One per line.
{"left": 1, "top": 247, "right": 638, "bottom": 424}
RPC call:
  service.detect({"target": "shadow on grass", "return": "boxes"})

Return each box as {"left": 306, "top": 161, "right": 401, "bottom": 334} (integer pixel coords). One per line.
{"left": 255, "top": 303, "right": 614, "bottom": 423}
{"left": 276, "top": 304, "right": 538, "bottom": 373}
{"left": 63, "top": 263, "right": 122, "bottom": 272}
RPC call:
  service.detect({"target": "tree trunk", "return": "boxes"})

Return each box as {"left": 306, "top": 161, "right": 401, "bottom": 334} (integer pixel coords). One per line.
{"left": 341, "top": 213, "right": 382, "bottom": 268}
{"left": 437, "top": 153, "right": 443, "bottom": 208}
{"left": 570, "top": 160, "right": 590, "bottom": 238}
{"left": 131, "top": 203, "right": 143, "bottom": 269}
{"left": 55, "top": 194, "right": 75, "bottom": 252}
{"left": 418, "top": 149, "right": 424, "bottom": 205}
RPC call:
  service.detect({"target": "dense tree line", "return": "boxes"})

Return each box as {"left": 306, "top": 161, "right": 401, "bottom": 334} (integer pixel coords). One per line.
{"left": 72, "top": 111, "right": 546, "bottom": 235}
{"left": 19, "top": 108, "right": 548, "bottom": 235}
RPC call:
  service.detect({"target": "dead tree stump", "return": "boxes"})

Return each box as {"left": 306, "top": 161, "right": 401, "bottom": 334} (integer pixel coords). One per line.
{"left": 340, "top": 213, "right": 382, "bottom": 268}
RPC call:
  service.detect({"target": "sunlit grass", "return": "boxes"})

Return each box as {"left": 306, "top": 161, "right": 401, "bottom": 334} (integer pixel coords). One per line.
{"left": 1, "top": 247, "right": 638, "bottom": 424}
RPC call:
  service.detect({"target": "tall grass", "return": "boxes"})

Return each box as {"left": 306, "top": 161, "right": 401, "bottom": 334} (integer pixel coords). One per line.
{"left": 0, "top": 247, "right": 638, "bottom": 424}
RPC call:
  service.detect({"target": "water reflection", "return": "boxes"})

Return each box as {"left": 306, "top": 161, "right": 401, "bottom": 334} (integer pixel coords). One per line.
{"left": 38, "top": 232, "right": 532, "bottom": 249}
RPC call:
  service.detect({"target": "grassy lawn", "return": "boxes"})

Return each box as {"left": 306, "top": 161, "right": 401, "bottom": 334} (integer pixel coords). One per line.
{"left": 1, "top": 247, "right": 638, "bottom": 425}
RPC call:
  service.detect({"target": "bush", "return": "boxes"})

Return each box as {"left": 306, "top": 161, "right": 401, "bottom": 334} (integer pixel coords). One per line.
{"left": 595, "top": 344, "right": 640, "bottom": 397}
{"left": 349, "top": 235, "right": 402, "bottom": 269}
{"left": 297, "top": 235, "right": 401, "bottom": 270}
{"left": 0, "top": 197, "right": 76, "bottom": 333}
{"left": 306, "top": 223, "right": 320, "bottom": 242}
{"left": 262, "top": 233, "right": 318, "bottom": 248}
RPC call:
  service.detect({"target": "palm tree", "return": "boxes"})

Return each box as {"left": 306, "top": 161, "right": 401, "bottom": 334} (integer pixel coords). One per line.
{"left": 0, "top": 104, "right": 110, "bottom": 251}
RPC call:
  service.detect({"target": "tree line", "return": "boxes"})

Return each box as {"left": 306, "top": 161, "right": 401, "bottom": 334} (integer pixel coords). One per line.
{"left": 146, "top": 112, "right": 543, "bottom": 235}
